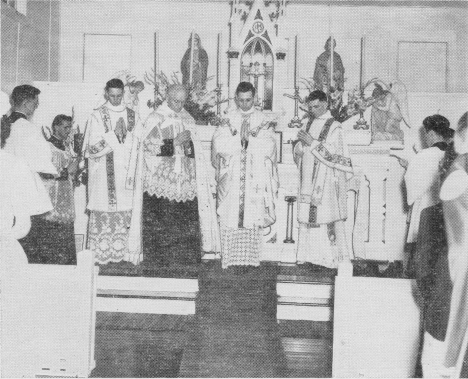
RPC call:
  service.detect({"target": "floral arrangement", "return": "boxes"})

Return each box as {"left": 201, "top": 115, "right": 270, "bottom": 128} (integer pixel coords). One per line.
{"left": 144, "top": 69, "right": 226, "bottom": 125}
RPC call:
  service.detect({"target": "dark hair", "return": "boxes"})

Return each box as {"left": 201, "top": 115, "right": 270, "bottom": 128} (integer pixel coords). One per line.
{"left": 105, "top": 78, "right": 125, "bottom": 91}
{"left": 423, "top": 114, "right": 454, "bottom": 140}
{"left": 307, "top": 90, "right": 328, "bottom": 103}
{"left": 11, "top": 84, "right": 40, "bottom": 107}
{"left": 235, "top": 81, "right": 256, "bottom": 97}
{"left": 457, "top": 112, "right": 468, "bottom": 134}
{"left": 52, "top": 114, "right": 72, "bottom": 133}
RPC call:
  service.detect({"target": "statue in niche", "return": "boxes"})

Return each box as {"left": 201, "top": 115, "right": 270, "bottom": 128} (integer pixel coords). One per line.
{"left": 181, "top": 33, "right": 209, "bottom": 89}
{"left": 370, "top": 81, "right": 411, "bottom": 143}
{"left": 313, "top": 37, "right": 345, "bottom": 94}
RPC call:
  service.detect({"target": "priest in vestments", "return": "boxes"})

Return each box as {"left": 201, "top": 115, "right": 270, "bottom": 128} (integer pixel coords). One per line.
{"left": 211, "top": 81, "right": 279, "bottom": 269}
{"left": 127, "top": 84, "right": 219, "bottom": 267}
{"left": 294, "top": 90, "right": 353, "bottom": 269}
{"left": 2, "top": 85, "right": 58, "bottom": 263}
{"left": 83, "top": 78, "right": 142, "bottom": 265}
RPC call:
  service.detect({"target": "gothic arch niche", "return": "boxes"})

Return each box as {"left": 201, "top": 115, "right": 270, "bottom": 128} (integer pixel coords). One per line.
{"left": 241, "top": 37, "right": 274, "bottom": 110}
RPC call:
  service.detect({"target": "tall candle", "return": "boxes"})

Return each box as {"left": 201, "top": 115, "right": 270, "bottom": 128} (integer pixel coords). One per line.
{"left": 360, "top": 36, "right": 366, "bottom": 90}
{"left": 189, "top": 30, "right": 195, "bottom": 85}
{"left": 216, "top": 33, "right": 221, "bottom": 87}
{"left": 330, "top": 35, "right": 334, "bottom": 89}
{"left": 294, "top": 35, "right": 298, "bottom": 88}
{"left": 154, "top": 31, "right": 159, "bottom": 76}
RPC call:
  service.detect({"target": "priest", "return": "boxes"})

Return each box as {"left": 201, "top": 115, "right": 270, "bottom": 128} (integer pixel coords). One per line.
{"left": 83, "top": 78, "right": 142, "bottom": 265}
{"left": 127, "top": 84, "right": 219, "bottom": 267}
{"left": 294, "top": 90, "right": 353, "bottom": 269}
{"left": 211, "top": 81, "right": 279, "bottom": 269}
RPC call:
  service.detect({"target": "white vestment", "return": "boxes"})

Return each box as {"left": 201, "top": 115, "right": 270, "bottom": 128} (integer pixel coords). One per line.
{"left": 3, "top": 116, "right": 55, "bottom": 215}
{"left": 127, "top": 102, "right": 220, "bottom": 264}
{"left": 294, "top": 111, "right": 353, "bottom": 269}
{"left": 83, "top": 102, "right": 142, "bottom": 264}
{"left": 211, "top": 107, "right": 279, "bottom": 268}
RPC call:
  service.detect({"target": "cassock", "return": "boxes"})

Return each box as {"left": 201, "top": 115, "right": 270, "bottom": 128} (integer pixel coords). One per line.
{"left": 294, "top": 111, "right": 353, "bottom": 269}
{"left": 3, "top": 112, "right": 59, "bottom": 263}
{"left": 127, "top": 102, "right": 219, "bottom": 266}
{"left": 440, "top": 153, "right": 468, "bottom": 374}
{"left": 406, "top": 142, "right": 454, "bottom": 377}
{"left": 38, "top": 135, "right": 78, "bottom": 264}
{"left": 211, "top": 107, "right": 279, "bottom": 269}
{"left": 83, "top": 101, "right": 142, "bottom": 264}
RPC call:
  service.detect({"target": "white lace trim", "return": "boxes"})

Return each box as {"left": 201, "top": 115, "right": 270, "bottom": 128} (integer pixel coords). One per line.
{"left": 143, "top": 157, "right": 197, "bottom": 202}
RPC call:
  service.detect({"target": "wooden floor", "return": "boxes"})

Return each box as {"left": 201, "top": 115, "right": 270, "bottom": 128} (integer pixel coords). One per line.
{"left": 92, "top": 262, "right": 333, "bottom": 377}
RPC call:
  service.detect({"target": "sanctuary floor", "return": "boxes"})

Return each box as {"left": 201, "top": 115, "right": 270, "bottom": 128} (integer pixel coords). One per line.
{"left": 91, "top": 261, "right": 333, "bottom": 378}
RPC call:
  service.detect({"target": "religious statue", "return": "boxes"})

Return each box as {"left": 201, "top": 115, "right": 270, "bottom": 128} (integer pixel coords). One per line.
{"left": 181, "top": 33, "right": 209, "bottom": 89}
{"left": 313, "top": 37, "right": 345, "bottom": 94}
{"left": 369, "top": 80, "right": 411, "bottom": 143}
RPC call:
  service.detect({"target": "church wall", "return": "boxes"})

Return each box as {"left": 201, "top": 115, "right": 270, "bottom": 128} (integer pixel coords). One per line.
{"left": 284, "top": 3, "right": 467, "bottom": 93}
{"left": 59, "top": 1, "right": 467, "bottom": 94}
{"left": 1, "top": 0, "right": 60, "bottom": 94}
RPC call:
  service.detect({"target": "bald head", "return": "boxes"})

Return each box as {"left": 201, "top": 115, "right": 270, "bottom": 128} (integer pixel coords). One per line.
{"left": 167, "top": 84, "right": 187, "bottom": 113}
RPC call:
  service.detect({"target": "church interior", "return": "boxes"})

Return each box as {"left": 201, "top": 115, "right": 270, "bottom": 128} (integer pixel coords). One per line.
{"left": 1, "top": 0, "right": 468, "bottom": 377}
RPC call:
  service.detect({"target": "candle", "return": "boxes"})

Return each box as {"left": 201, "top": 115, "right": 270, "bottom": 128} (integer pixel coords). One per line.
{"left": 216, "top": 33, "right": 221, "bottom": 88}
{"left": 330, "top": 35, "right": 334, "bottom": 89}
{"left": 360, "top": 36, "right": 365, "bottom": 90}
{"left": 294, "top": 35, "right": 298, "bottom": 88}
{"left": 154, "top": 31, "right": 159, "bottom": 76}
{"left": 189, "top": 30, "right": 195, "bottom": 85}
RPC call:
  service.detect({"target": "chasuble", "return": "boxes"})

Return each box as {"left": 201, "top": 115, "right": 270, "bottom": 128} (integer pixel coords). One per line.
{"left": 294, "top": 111, "right": 353, "bottom": 269}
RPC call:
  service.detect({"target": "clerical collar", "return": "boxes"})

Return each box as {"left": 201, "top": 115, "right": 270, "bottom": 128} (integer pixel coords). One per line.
{"left": 104, "top": 102, "right": 126, "bottom": 112}
{"left": 316, "top": 110, "right": 332, "bottom": 120}
{"left": 48, "top": 135, "right": 65, "bottom": 150}
{"left": 6, "top": 111, "right": 27, "bottom": 124}
{"left": 432, "top": 141, "right": 449, "bottom": 151}
{"left": 238, "top": 107, "right": 255, "bottom": 116}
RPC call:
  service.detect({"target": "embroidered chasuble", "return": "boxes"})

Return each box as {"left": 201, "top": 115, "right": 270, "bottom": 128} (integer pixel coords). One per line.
{"left": 212, "top": 108, "right": 279, "bottom": 269}
{"left": 127, "top": 102, "right": 220, "bottom": 266}
{"left": 84, "top": 102, "right": 141, "bottom": 264}
{"left": 294, "top": 111, "right": 353, "bottom": 269}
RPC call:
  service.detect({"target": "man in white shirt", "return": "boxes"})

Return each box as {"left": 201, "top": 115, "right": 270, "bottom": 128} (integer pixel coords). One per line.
{"left": 3, "top": 84, "right": 56, "bottom": 263}
{"left": 83, "top": 78, "right": 142, "bottom": 265}
{"left": 294, "top": 90, "right": 353, "bottom": 270}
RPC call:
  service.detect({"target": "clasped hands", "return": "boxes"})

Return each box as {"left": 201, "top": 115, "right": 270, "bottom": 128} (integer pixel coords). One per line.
{"left": 297, "top": 130, "right": 315, "bottom": 147}
{"left": 174, "top": 129, "right": 192, "bottom": 148}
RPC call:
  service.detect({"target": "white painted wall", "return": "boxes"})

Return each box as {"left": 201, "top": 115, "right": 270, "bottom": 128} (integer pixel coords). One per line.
{"left": 59, "top": 1, "right": 467, "bottom": 93}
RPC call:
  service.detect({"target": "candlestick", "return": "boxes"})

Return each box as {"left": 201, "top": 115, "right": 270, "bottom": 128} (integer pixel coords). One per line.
{"left": 189, "top": 31, "right": 195, "bottom": 86}
{"left": 154, "top": 31, "right": 159, "bottom": 103}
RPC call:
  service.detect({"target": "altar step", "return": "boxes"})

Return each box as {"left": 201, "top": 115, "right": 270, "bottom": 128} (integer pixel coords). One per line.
{"left": 96, "top": 276, "right": 198, "bottom": 315}
{"left": 277, "top": 278, "right": 334, "bottom": 322}
{"left": 95, "top": 266, "right": 335, "bottom": 322}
